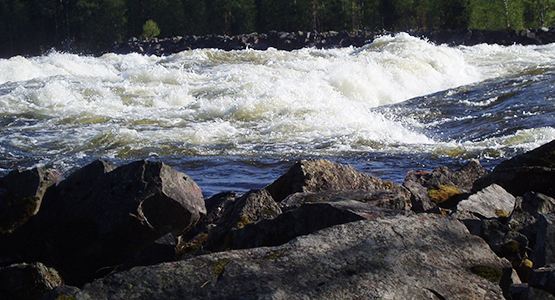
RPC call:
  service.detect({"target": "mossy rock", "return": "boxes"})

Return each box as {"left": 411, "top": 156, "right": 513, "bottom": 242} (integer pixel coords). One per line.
{"left": 428, "top": 185, "right": 462, "bottom": 205}
{"left": 470, "top": 266, "right": 503, "bottom": 283}
{"left": 500, "top": 239, "right": 521, "bottom": 257}
{"left": 234, "top": 215, "right": 251, "bottom": 228}
{"left": 212, "top": 259, "right": 231, "bottom": 276}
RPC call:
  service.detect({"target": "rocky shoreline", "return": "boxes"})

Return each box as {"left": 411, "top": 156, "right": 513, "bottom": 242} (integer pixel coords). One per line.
{"left": 1, "top": 140, "right": 555, "bottom": 299}
{"left": 106, "top": 27, "right": 555, "bottom": 56}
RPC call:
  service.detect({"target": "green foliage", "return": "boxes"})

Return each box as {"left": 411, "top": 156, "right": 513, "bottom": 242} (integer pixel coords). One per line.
{"left": 470, "top": 266, "right": 504, "bottom": 282}
{"left": 141, "top": 20, "right": 161, "bottom": 40}
{"left": 2, "top": 0, "right": 555, "bottom": 57}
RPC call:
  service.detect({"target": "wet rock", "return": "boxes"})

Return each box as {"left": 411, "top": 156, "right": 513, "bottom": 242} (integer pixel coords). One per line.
{"left": 265, "top": 159, "right": 410, "bottom": 206}
{"left": 62, "top": 214, "right": 510, "bottom": 299}
{"left": 403, "top": 158, "right": 487, "bottom": 212}
{"left": 0, "top": 262, "right": 63, "bottom": 300}
{"left": 451, "top": 184, "right": 516, "bottom": 219}
{"left": 473, "top": 139, "right": 555, "bottom": 197}
{"left": 230, "top": 200, "right": 412, "bottom": 250}
{"left": 8, "top": 159, "right": 205, "bottom": 285}
{"left": 280, "top": 189, "right": 410, "bottom": 211}
{"left": 0, "top": 167, "right": 59, "bottom": 232}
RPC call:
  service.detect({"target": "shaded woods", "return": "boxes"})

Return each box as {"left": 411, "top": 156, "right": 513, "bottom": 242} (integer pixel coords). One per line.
{"left": 1, "top": 0, "right": 555, "bottom": 58}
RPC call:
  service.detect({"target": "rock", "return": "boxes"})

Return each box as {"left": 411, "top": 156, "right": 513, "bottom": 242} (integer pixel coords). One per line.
{"left": 451, "top": 184, "right": 516, "bottom": 219}
{"left": 265, "top": 159, "right": 410, "bottom": 206}
{"left": 179, "top": 191, "right": 241, "bottom": 242}
{"left": 199, "top": 189, "right": 281, "bottom": 252}
{"left": 230, "top": 200, "right": 413, "bottom": 250}
{"left": 8, "top": 159, "right": 206, "bottom": 285}
{"left": 67, "top": 214, "right": 509, "bottom": 299}
{"left": 522, "top": 192, "right": 555, "bottom": 216}
{"left": 40, "top": 285, "right": 81, "bottom": 300}
{"left": 529, "top": 264, "right": 555, "bottom": 295}
{"left": 510, "top": 283, "right": 555, "bottom": 300}
{"left": 463, "top": 219, "right": 528, "bottom": 260}
{"left": 0, "top": 262, "right": 63, "bottom": 300}
{"left": 116, "top": 233, "right": 177, "bottom": 272}
{"left": 280, "top": 189, "right": 410, "bottom": 211}
{"left": 403, "top": 159, "right": 487, "bottom": 212}
{"left": 473, "top": 139, "right": 555, "bottom": 197}
{"left": 533, "top": 214, "right": 555, "bottom": 268}
{"left": 0, "top": 167, "right": 59, "bottom": 232}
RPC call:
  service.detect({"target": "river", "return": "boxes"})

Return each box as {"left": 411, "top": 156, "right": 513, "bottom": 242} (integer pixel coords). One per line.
{"left": 1, "top": 33, "right": 554, "bottom": 197}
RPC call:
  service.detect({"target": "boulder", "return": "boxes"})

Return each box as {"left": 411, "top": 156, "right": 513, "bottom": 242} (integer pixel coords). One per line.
{"left": 473, "top": 139, "right": 555, "bottom": 197}
{"left": 58, "top": 214, "right": 511, "bottom": 299}
{"left": 265, "top": 159, "right": 410, "bottom": 206}
{"left": 280, "top": 189, "right": 410, "bottom": 211}
{"left": 230, "top": 200, "right": 412, "bottom": 250}
{"left": 198, "top": 189, "right": 281, "bottom": 252}
{"left": 0, "top": 167, "right": 59, "bottom": 232}
{"left": 533, "top": 214, "right": 555, "bottom": 268}
{"left": 8, "top": 159, "right": 206, "bottom": 285}
{"left": 403, "top": 159, "right": 487, "bottom": 212}
{"left": 0, "top": 262, "right": 63, "bottom": 300}
{"left": 463, "top": 219, "right": 528, "bottom": 261}
{"left": 529, "top": 264, "right": 555, "bottom": 295}
{"left": 451, "top": 184, "right": 516, "bottom": 219}
{"left": 510, "top": 283, "right": 555, "bottom": 300}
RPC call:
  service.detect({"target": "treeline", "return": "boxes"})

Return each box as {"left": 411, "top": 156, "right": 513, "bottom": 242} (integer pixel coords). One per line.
{"left": 1, "top": 0, "right": 555, "bottom": 58}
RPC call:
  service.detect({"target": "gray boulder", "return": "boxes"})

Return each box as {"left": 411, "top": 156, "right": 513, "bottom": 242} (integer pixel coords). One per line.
{"left": 0, "top": 262, "right": 63, "bottom": 300}
{"left": 0, "top": 167, "right": 59, "bottom": 232}
{"left": 452, "top": 184, "right": 516, "bottom": 219}
{"left": 62, "top": 214, "right": 510, "bottom": 299}
{"left": 200, "top": 189, "right": 282, "bottom": 252}
{"left": 230, "top": 200, "right": 412, "bottom": 250}
{"left": 265, "top": 159, "right": 410, "bottom": 206}
{"left": 280, "top": 189, "right": 410, "bottom": 211}
{"left": 529, "top": 264, "right": 555, "bottom": 295}
{"left": 533, "top": 214, "right": 555, "bottom": 268}
{"left": 403, "top": 159, "right": 487, "bottom": 212}
{"left": 10, "top": 159, "right": 206, "bottom": 285}
{"left": 473, "top": 139, "right": 555, "bottom": 197}
{"left": 510, "top": 283, "right": 555, "bottom": 300}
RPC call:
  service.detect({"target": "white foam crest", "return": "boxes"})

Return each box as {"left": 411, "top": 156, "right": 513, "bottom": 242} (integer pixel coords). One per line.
{"left": 459, "top": 42, "right": 555, "bottom": 78}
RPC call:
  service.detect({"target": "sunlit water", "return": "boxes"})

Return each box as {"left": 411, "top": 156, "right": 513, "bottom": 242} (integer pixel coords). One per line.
{"left": 1, "top": 33, "right": 554, "bottom": 197}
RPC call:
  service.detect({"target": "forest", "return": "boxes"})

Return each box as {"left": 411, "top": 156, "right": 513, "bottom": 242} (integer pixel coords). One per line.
{"left": 1, "top": 0, "right": 555, "bottom": 58}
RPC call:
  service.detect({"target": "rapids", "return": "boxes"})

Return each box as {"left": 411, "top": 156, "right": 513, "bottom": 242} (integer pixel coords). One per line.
{"left": 1, "top": 33, "right": 554, "bottom": 196}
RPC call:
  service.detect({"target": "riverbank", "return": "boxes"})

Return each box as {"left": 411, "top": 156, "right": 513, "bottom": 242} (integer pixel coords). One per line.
{"left": 1, "top": 140, "right": 555, "bottom": 299}
{"left": 106, "top": 27, "right": 555, "bottom": 56}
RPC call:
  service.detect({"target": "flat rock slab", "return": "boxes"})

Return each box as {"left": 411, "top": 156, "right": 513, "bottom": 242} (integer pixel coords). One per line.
{"left": 452, "top": 184, "right": 516, "bottom": 219}
{"left": 67, "top": 214, "right": 509, "bottom": 300}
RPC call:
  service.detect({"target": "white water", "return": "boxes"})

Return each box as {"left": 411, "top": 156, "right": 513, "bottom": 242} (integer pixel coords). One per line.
{"left": 1, "top": 33, "right": 555, "bottom": 161}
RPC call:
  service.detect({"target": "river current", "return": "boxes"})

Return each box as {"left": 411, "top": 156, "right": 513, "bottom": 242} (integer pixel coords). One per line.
{"left": 0, "top": 33, "right": 554, "bottom": 197}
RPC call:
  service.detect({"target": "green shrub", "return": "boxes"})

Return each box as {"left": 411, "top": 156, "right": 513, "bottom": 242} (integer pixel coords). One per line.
{"left": 141, "top": 20, "right": 160, "bottom": 40}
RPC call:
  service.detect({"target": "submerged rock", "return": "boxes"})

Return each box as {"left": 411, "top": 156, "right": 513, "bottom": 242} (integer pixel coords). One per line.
{"left": 55, "top": 214, "right": 510, "bottom": 300}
